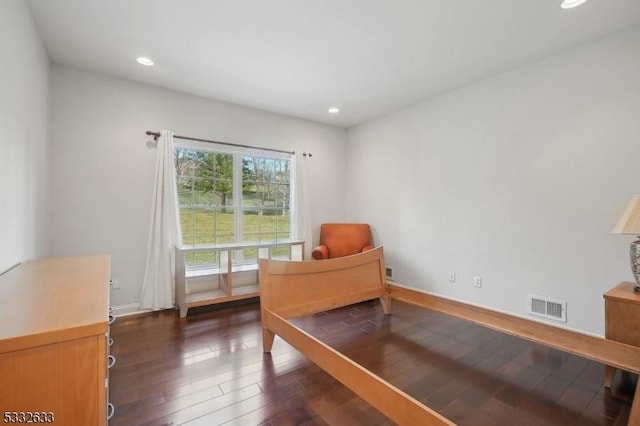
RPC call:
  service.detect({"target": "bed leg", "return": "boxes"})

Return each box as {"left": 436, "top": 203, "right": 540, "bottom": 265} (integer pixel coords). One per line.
{"left": 380, "top": 295, "right": 391, "bottom": 315}
{"left": 262, "top": 327, "right": 276, "bottom": 353}
{"left": 604, "top": 365, "right": 615, "bottom": 389}
{"left": 629, "top": 379, "right": 640, "bottom": 425}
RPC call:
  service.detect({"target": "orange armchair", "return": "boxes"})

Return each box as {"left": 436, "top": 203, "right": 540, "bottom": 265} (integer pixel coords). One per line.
{"left": 311, "top": 223, "right": 374, "bottom": 260}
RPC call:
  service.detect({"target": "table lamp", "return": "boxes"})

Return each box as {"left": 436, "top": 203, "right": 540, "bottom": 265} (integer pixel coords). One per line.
{"left": 611, "top": 195, "right": 640, "bottom": 293}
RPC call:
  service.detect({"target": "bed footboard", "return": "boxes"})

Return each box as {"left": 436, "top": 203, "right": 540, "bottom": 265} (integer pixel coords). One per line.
{"left": 259, "top": 246, "right": 390, "bottom": 351}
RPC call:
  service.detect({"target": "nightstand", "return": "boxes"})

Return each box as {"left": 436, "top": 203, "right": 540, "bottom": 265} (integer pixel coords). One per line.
{"left": 603, "top": 281, "right": 640, "bottom": 388}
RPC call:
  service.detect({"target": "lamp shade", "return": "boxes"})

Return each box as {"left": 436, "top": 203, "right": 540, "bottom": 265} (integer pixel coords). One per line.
{"left": 611, "top": 195, "right": 640, "bottom": 235}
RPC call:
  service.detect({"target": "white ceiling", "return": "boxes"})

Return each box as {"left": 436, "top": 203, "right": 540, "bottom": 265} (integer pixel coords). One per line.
{"left": 26, "top": 0, "right": 640, "bottom": 128}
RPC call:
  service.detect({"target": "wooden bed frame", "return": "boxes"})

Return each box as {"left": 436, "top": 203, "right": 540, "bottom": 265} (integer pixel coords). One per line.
{"left": 259, "top": 247, "right": 640, "bottom": 425}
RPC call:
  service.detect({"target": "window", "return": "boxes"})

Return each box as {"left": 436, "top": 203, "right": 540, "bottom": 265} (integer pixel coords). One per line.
{"left": 175, "top": 143, "right": 294, "bottom": 271}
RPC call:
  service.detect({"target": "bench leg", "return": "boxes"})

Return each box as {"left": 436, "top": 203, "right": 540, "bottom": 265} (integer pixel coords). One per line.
{"left": 179, "top": 305, "right": 188, "bottom": 318}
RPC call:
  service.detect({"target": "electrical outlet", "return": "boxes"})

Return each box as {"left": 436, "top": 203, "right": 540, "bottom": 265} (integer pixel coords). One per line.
{"left": 448, "top": 271, "right": 456, "bottom": 282}
{"left": 473, "top": 276, "right": 482, "bottom": 288}
{"left": 111, "top": 277, "right": 121, "bottom": 289}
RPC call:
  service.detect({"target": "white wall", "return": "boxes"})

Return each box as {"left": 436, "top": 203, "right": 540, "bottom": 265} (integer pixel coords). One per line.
{"left": 347, "top": 26, "right": 640, "bottom": 336}
{"left": 0, "top": 0, "right": 50, "bottom": 273}
{"left": 49, "top": 65, "right": 347, "bottom": 307}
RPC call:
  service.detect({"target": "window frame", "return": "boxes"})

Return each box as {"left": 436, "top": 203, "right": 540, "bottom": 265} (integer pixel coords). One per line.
{"left": 174, "top": 139, "right": 296, "bottom": 271}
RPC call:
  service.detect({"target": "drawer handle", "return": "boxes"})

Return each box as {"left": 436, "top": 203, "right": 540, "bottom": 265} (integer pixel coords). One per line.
{"left": 109, "top": 337, "right": 114, "bottom": 347}
{"left": 107, "top": 402, "right": 115, "bottom": 420}
{"left": 107, "top": 354, "right": 116, "bottom": 369}
{"left": 108, "top": 315, "right": 116, "bottom": 325}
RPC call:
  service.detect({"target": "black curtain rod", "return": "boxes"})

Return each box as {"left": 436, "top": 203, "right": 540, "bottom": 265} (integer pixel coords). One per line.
{"left": 146, "top": 131, "right": 298, "bottom": 155}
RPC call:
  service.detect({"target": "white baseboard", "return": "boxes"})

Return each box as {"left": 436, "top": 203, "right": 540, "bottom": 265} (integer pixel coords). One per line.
{"left": 110, "top": 303, "right": 151, "bottom": 317}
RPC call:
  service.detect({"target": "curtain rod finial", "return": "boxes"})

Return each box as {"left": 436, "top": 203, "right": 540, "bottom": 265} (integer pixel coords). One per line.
{"left": 146, "top": 130, "right": 160, "bottom": 141}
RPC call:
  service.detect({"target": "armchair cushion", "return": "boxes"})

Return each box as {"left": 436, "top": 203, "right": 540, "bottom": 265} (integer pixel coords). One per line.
{"left": 312, "top": 223, "right": 373, "bottom": 260}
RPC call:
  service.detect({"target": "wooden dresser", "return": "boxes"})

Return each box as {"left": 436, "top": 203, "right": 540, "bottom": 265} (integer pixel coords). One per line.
{"left": 0, "top": 256, "right": 111, "bottom": 425}
{"left": 603, "top": 281, "right": 640, "bottom": 388}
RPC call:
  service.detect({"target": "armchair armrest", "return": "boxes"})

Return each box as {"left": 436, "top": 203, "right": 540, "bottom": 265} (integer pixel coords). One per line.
{"left": 312, "top": 245, "right": 329, "bottom": 260}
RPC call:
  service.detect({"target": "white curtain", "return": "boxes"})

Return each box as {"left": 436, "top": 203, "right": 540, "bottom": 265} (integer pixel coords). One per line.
{"left": 295, "top": 152, "right": 313, "bottom": 259}
{"left": 139, "top": 130, "right": 182, "bottom": 310}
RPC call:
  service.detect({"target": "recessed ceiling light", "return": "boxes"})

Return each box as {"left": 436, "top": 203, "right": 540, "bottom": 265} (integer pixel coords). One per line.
{"left": 328, "top": 107, "right": 340, "bottom": 114}
{"left": 561, "top": 0, "right": 588, "bottom": 9}
{"left": 136, "top": 57, "right": 154, "bottom": 66}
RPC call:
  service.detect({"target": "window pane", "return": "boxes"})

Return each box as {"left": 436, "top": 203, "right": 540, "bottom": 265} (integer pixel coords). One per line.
{"left": 242, "top": 209, "right": 260, "bottom": 242}
{"left": 241, "top": 155, "right": 290, "bottom": 244}
{"left": 260, "top": 232, "right": 277, "bottom": 242}
{"left": 275, "top": 213, "right": 291, "bottom": 241}
{"left": 275, "top": 184, "right": 290, "bottom": 210}
{"left": 271, "top": 245, "right": 291, "bottom": 259}
{"left": 238, "top": 248, "right": 257, "bottom": 264}
{"left": 175, "top": 148, "right": 197, "bottom": 177}
{"left": 176, "top": 146, "right": 236, "bottom": 249}
{"left": 186, "top": 250, "right": 219, "bottom": 270}
{"left": 242, "top": 209, "right": 268, "bottom": 242}
{"left": 213, "top": 209, "right": 235, "bottom": 244}
{"left": 179, "top": 200, "right": 236, "bottom": 246}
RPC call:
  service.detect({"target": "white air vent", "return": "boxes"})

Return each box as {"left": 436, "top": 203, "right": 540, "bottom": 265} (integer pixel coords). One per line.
{"left": 528, "top": 295, "right": 567, "bottom": 323}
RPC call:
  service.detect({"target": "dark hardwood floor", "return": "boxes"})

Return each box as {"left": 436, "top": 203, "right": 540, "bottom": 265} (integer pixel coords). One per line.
{"left": 108, "top": 299, "right": 635, "bottom": 425}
